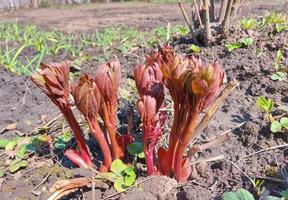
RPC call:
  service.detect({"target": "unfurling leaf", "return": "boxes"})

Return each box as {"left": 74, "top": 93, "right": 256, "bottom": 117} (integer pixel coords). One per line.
{"left": 256, "top": 96, "right": 274, "bottom": 113}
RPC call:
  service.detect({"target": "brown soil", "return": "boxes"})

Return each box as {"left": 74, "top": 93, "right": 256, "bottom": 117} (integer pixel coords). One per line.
{"left": 0, "top": 1, "right": 288, "bottom": 200}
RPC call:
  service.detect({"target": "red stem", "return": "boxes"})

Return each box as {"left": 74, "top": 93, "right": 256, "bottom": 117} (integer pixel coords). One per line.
{"left": 174, "top": 112, "right": 199, "bottom": 181}
{"left": 102, "top": 102, "right": 123, "bottom": 159}
{"left": 87, "top": 119, "right": 112, "bottom": 170}
{"left": 61, "top": 106, "right": 93, "bottom": 168}
{"left": 144, "top": 143, "right": 155, "bottom": 175}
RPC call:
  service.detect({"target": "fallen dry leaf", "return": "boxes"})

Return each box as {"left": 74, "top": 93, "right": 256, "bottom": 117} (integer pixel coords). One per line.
{"left": 6, "top": 123, "right": 17, "bottom": 131}
{"left": 48, "top": 177, "right": 108, "bottom": 200}
{"left": 0, "top": 123, "right": 17, "bottom": 134}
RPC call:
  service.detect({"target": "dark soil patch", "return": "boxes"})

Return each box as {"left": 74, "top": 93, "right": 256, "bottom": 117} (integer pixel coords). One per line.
{"left": 0, "top": 1, "right": 288, "bottom": 200}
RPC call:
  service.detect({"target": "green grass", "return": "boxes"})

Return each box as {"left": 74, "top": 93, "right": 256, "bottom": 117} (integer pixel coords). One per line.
{"left": 0, "top": 22, "right": 189, "bottom": 75}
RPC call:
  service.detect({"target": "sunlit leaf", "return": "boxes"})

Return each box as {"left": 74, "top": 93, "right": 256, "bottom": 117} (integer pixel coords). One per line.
{"left": 5, "top": 139, "right": 18, "bottom": 151}
{"left": 226, "top": 42, "right": 242, "bottom": 52}
{"left": 271, "top": 121, "right": 282, "bottom": 133}
{"left": 241, "top": 38, "right": 254, "bottom": 46}
{"left": 0, "top": 139, "right": 10, "bottom": 149}
{"left": 110, "top": 159, "right": 127, "bottom": 176}
{"left": 17, "top": 144, "right": 27, "bottom": 158}
{"left": 280, "top": 117, "right": 288, "bottom": 129}
{"left": 271, "top": 72, "right": 287, "bottom": 81}
{"left": 114, "top": 177, "right": 127, "bottom": 192}
{"left": 9, "top": 160, "right": 28, "bottom": 173}
{"left": 190, "top": 44, "right": 201, "bottom": 53}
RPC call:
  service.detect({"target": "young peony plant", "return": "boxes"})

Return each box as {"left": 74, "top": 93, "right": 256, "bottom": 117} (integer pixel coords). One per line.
{"left": 72, "top": 74, "right": 112, "bottom": 172}
{"left": 31, "top": 61, "right": 93, "bottom": 168}
{"left": 135, "top": 46, "right": 225, "bottom": 182}
{"left": 32, "top": 60, "right": 132, "bottom": 172}
{"left": 134, "top": 55, "right": 167, "bottom": 175}
{"left": 94, "top": 60, "right": 132, "bottom": 160}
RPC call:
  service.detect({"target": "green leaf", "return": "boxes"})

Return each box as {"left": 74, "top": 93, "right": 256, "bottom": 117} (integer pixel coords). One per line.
{"left": 17, "top": 144, "right": 27, "bottom": 158}
{"left": 271, "top": 121, "right": 282, "bottom": 133}
{"left": 5, "top": 139, "right": 18, "bottom": 151}
{"left": 114, "top": 177, "right": 127, "bottom": 192}
{"left": 190, "top": 44, "right": 201, "bottom": 53}
{"left": 126, "top": 142, "right": 144, "bottom": 156}
{"left": 110, "top": 159, "right": 127, "bottom": 176}
{"left": 222, "top": 188, "right": 255, "bottom": 200}
{"left": 25, "top": 144, "right": 37, "bottom": 152}
{"left": 54, "top": 142, "right": 66, "bottom": 150}
{"left": 124, "top": 166, "right": 135, "bottom": 176}
{"left": 241, "top": 38, "right": 254, "bottom": 46}
{"left": 124, "top": 173, "right": 136, "bottom": 186}
{"left": 138, "top": 152, "right": 145, "bottom": 158}
{"left": 240, "top": 19, "right": 257, "bottom": 30}
{"left": 256, "top": 96, "right": 274, "bottom": 113}
{"left": 0, "top": 139, "right": 10, "bottom": 149}
{"left": 9, "top": 160, "right": 28, "bottom": 173}
{"left": 271, "top": 71, "right": 287, "bottom": 81}
{"left": 275, "top": 24, "right": 288, "bottom": 33}
{"left": 280, "top": 117, "right": 288, "bottom": 129}
{"left": 226, "top": 42, "right": 242, "bottom": 52}
{"left": 61, "top": 131, "right": 72, "bottom": 142}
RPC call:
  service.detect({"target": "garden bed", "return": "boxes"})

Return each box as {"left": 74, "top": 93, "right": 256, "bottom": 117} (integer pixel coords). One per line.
{"left": 0, "top": 1, "right": 287, "bottom": 200}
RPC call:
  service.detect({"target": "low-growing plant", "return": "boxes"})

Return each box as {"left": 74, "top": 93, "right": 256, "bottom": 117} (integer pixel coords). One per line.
{"left": 226, "top": 37, "right": 254, "bottom": 52}
{"left": 271, "top": 49, "right": 288, "bottom": 81}
{"left": 240, "top": 19, "right": 258, "bottom": 30}
{"left": 99, "top": 159, "right": 136, "bottom": 192}
{"left": 190, "top": 44, "right": 201, "bottom": 53}
{"left": 0, "top": 135, "right": 51, "bottom": 177}
{"left": 256, "top": 96, "right": 274, "bottom": 124}
{"left": 256, "top": 96, "right": 288, "bottom": 133}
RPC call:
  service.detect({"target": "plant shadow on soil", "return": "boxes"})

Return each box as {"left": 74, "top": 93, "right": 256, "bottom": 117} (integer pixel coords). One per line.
{"left": 1, "top": 1, "right": 288, "bottom": 200}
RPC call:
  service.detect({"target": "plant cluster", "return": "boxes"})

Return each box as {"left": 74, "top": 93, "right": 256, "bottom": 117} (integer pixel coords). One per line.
{"left": 240, "top": 12, "right": 287, "bottom": 32}
{"left": 0, "top": 134, "right": 53, "bottom": 177}
{"left": 256, "top": 96, "right": 288, "bottom": 133}
{"left": 31, "top": 45, "right": 236, "bottom": 185}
